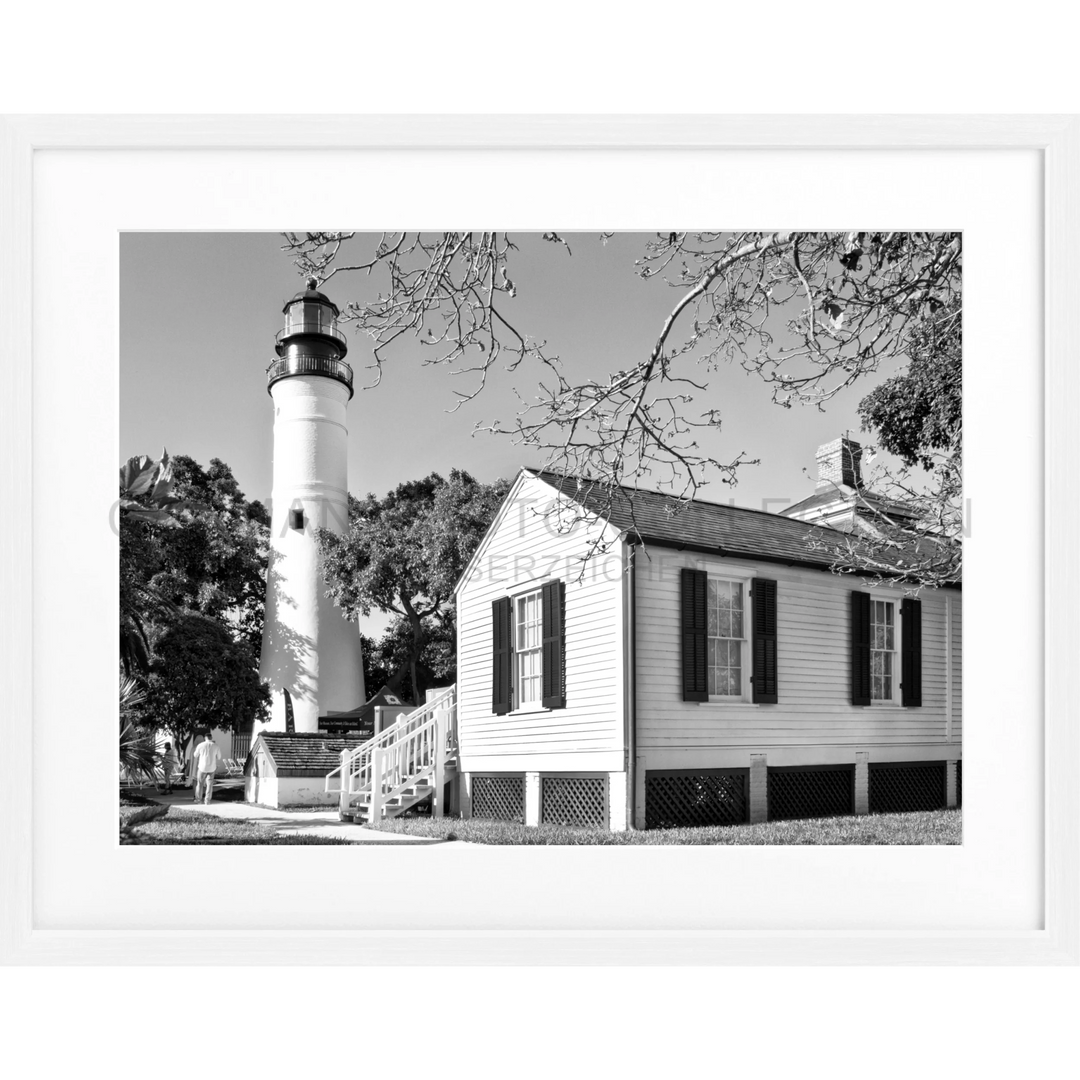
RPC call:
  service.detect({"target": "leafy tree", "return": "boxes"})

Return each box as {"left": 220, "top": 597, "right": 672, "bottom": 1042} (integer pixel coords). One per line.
{"left": 138, "top": 612, "right": 270, "bottom": 757}
{"left": 362, "top": 616, "right": 456, "bottom": 703}
{"left": 121, "top": 454, "right": 269, "bottom": 653}
{"left": 285, "top": 231, "right": 961, "bottom": 586}
{"left": 833, "top": 294, "right": 963, "bottom": 587}
{"left": 317, "top": 470, "right": 510, "bottom": 700}
{"left": 119, "top": 452, "right": 271, "bottom": 745}
{"left": 149, "top": 455, "right": 270, "bottom": 652}
{"left": 857, "top": 296, "right": 961, "bottom": 471}
{"left": 119, "top": 450, "right": 184, "bottom": 674}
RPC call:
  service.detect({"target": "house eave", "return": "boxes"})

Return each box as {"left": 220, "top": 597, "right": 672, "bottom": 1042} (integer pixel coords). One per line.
{"left": 628, "top": 534, "right": 962, "bottom": 589}
{"left": 628, "top": 534, "right": 839, "bottom": 574}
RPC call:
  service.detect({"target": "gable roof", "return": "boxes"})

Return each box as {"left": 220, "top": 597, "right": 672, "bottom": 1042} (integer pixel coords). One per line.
{"left": 253, "top": 732, "right": 368, "bottom": 775}
{"left": 323, "top": 685, "right": 411, "bottom": 721}
{"left": 534, "top": 470, "right": 959, "bottom": 586}
{"left": 533, "top": 470, "right": 850, "bottom": 571}
{"left": 452, "top": 468, "right": 622, "bottom": 596}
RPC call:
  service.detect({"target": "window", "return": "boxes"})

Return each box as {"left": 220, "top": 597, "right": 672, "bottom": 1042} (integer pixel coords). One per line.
{"left": 491, "top": 580, "right": 565, "bottom": 715}
{"left": 852, "top": 590, "right": 918, "bottom": 708}
{"left": 515, "top": 588, "right": 543, "bottom": 707}
{"left": 870, "top": 598, "right": 896, "bottom": 701}
{"left": 708, "top": 578, "right": 745, "bottom": 698}
{"left": 682, "top": 570, "right": 777, "bottom": 704}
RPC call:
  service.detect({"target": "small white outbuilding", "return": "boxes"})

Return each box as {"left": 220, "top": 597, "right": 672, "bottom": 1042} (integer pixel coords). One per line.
{"left": 245, "top": 732, "right": 367, "bottom": 809}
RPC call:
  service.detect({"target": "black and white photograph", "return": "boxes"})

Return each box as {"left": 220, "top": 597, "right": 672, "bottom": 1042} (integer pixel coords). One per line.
{"left": 119, "top": 230, "right": 963, "bottom": 846}
{"left": 6, "top": 111, "right": 1071, "bottom": 972}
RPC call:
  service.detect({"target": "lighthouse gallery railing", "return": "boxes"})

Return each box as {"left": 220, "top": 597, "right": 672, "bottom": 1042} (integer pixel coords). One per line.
{"left": 266, "top": 354, "right": 353, "bottom": 393}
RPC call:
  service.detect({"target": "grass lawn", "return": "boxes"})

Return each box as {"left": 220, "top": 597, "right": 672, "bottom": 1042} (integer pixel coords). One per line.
{"left": 367, "top": 808, "right": 962, "bottom": 845}
{"left": 120, "top": 807, "right": 354, "bottom": 845}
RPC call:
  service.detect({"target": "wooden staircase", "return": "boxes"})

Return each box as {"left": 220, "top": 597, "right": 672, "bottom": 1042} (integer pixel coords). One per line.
{"left": 343, "top": 776, "right": 440, "bottom": 824}
{"left": 325, "top": 685, "right": 457, "bottom": 824}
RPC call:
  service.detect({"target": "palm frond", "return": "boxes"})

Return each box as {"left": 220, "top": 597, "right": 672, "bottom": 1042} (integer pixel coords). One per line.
{"left": 119, "top": 678, "right": 157, "bottom": 782}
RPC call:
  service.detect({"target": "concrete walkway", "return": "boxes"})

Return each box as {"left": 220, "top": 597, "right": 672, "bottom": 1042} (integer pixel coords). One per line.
{"left": 142, "top": 788, "right": 443, "bottom": 844}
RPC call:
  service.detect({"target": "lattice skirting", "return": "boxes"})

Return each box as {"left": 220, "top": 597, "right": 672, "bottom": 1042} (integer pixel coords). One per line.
{"left": 768, "top": 765, "right": 855, "bottom": 822}
{"left": 869, "top": 761, "right": 946, "bottom": 814}
{"left": 956, "top": 760, "right": 962, "bottom": 807}
{"left": 540, "top": 775, "right": 608, "bottom": 828}
{"left": 471, "top": 774, "right": 526, "bottom": 823}
{"left": 645, "top": 770, "right": 748, "bottom": 829}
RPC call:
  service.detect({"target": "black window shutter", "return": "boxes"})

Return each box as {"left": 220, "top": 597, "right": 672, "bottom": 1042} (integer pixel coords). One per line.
{"left": 901, "top": 597, "right": 922, "bottom": 707}
{"left": 851, "top": 591, "right": 872, "bottom": 706}
{"left": 491, "top": 596, "right": 512, "bottom": 715}
{"left": 541, "top": 579, "right": 566, "bottom": 709}
{"left": 681, "top": 568, "right": 708, "bottom": 702}
{"left": 751, "top": 578, "right": 778, "bottom": 704}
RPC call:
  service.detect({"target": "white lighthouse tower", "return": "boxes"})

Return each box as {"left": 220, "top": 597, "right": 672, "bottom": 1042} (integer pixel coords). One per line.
{"left": 257, "top": 279, "right": 365, "bottom": 734}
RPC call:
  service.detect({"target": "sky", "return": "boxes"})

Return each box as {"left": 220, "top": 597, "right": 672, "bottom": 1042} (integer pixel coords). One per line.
{"left": 120, "top": 231, "right": 904, "bottom": 518}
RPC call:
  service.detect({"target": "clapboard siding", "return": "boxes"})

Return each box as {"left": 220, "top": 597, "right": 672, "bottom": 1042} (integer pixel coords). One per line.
{"left": 456, "top": 473, "right": 626, "bottom": 770}
{"left": 635, "top": 548, "right": 962, "bottom": 753}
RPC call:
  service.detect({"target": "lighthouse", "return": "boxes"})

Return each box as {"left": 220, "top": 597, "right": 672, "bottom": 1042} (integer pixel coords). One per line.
{"left": 257, "top": 279, "right": 365, "bottom": 734}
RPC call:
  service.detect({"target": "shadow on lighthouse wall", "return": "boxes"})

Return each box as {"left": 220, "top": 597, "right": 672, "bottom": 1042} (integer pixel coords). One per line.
{"left": 259, "top": 559, "right": 317, "bottom": 713}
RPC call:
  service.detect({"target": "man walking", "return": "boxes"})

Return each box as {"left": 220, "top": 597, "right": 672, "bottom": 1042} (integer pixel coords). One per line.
{"left": 192, "top": 731, "right": 223, "bottom": 804}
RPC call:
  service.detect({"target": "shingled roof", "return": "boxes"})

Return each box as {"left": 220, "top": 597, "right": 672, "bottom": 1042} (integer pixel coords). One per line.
{"left": 533, "top": 470, "right": 851, "bottom": 571}
{"left": 530, "top": 470, "right": 959, "bottom": 586}
{"left": 253, "top": 732, "right": 368, "bottom": 776}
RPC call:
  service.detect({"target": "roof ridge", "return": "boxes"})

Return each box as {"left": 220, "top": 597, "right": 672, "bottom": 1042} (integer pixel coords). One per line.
{"left": 519, "top": 468, "right": 955, "bottom": 585}
{"left": 531, "top": 468, "right": 849, "bottom": 535}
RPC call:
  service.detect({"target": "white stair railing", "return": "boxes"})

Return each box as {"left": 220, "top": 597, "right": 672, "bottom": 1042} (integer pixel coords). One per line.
{"left": 326, "top": 685, "right": 456, "bottom": 819}
{"left": 370, "top": 703, "right": 451, "bottom": 819}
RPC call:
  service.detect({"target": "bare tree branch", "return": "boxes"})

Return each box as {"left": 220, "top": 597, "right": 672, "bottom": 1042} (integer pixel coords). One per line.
{"left": 281, "top": 230, "right": 962, "bottom": 588}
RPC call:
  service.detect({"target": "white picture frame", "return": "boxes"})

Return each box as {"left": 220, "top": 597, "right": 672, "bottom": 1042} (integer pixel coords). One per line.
{"left": 1, "top": 114, "right": 1075, "bottom": 965}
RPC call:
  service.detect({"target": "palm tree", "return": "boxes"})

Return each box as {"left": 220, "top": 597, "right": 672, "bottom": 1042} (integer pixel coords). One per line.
{"left": 119, "top": 677, "right": 158, "bottom": 784}
{"left": 120, "top": 574, "right": 175, "bottom": 675}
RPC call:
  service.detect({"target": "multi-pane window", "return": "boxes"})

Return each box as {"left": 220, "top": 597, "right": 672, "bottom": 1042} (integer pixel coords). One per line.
{"left": 515, "top": 589, "right": 543, "bottom": 706}
{"left": 707, "top": 579, "right": 745, "bottom": 697}
{"left": 870, "top": 599, "right": 895, "bottom": 701}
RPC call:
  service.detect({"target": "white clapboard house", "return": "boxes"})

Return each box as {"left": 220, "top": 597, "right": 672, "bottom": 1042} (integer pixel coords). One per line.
{"left": 452, "top": 437, "right": 961, "bottom": 831}
{"left": 325, "top": 437, "right": 961, "bottom": 831}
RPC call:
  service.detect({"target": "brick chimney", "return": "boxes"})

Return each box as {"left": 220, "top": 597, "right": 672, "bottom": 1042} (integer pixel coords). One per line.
{"left": 816, "top": 436, "right": 863, "bottom": 489}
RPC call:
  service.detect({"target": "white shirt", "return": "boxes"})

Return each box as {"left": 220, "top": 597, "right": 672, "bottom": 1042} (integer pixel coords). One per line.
{"left": 193, "top": 740, "right": 222, "bottom": 774}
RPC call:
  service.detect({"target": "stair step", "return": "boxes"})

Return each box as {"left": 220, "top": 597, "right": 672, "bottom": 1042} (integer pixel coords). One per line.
{"left": 341, "top": 767, "right": 447, "bottom": 823}
{"left": 356, "top": 785, "right": 432, "bottom": 804}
